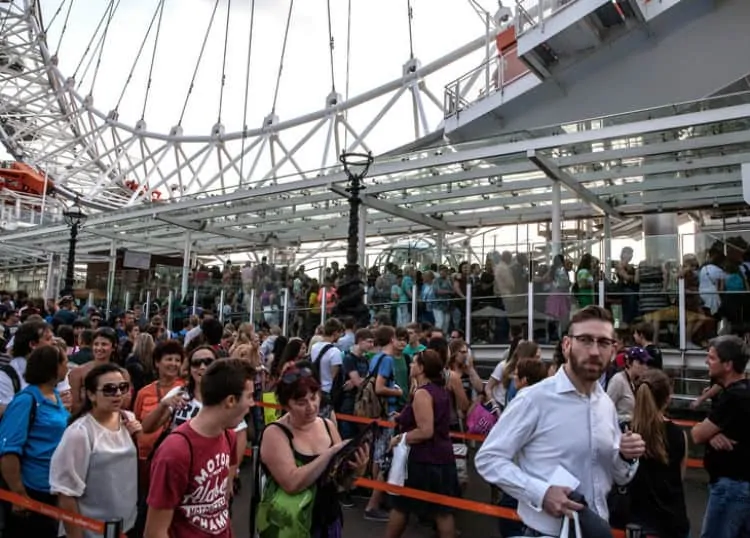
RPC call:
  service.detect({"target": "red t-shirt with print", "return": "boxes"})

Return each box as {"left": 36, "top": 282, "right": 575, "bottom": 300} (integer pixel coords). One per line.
{"left": 147, "top": 422, "right": 237, "bottom": 537}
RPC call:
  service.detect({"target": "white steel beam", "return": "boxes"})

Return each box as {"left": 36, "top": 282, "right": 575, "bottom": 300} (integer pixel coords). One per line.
{"left": 329, "top": 185, "right": 465, "bottom": 233}
{"left": 527, "top": 149, "right": 623, "bottom": 220}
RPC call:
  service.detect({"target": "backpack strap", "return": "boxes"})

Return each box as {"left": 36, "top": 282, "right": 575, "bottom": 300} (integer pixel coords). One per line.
{"left": 368, "top": 352, "right": 387, "bottom": 381}
{"left": 171, "top": 430, "right": 195, "bottom": 496}
{"left": 313, "top": 343, "right": 335, "bottom": 365}
{"left": 0, "top": 363, "right": 21, "bottom": 394}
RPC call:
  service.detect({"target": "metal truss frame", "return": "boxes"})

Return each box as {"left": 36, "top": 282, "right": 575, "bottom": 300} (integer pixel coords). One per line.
{"left": 0, "top": 1, "right": 491, "bottom": 215}
{"left": 0, "top": 91, "right": 748, "bottom": 262}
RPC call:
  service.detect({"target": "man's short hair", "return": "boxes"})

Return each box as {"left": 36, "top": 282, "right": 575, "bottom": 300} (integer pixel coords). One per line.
{"left": 355, "top": 328, "right": 373, "bottom": 344}
{"left": 569, "top": 305, "right": 613, "bottom": 331}
{"left": 710, "top": 335, "right": 750, "bottom": 374}
{"left": 373, "top": 326, "right": 395, "bottom": 348}
{"left": 323, "top": 318, "right": 344, "bottom": 337}
{"left": 201, "top": 358, "right": 256, "bottom": 406}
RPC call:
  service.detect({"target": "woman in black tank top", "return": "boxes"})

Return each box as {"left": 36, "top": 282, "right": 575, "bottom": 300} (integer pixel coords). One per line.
{"left": 258, "top": 365, "right": 369, "bottom": 538}
{"left": 627, "top": 369, "right": 690, "bottom": 538}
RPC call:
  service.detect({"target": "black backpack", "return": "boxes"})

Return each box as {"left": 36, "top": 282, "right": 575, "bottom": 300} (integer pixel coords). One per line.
{"left": 309, "top": 343, "right": 345, "bottom": 409}
{"left": 0, "top": 363, "right": 22, "bottom": 394}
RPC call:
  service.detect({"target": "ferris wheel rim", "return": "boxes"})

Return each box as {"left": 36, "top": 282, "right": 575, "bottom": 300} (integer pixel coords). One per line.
{"left": 28, "top": 7, "right": 491, "bottom": 144}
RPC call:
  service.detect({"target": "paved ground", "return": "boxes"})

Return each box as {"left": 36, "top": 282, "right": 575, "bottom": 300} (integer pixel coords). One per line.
{"left": 232, "top": 459, "right": 709, "bottom": 537}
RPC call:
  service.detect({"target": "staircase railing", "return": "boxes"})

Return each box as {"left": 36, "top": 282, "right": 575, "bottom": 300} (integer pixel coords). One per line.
{"left": 444, "top": 46, "right": 531, "bottom": 118}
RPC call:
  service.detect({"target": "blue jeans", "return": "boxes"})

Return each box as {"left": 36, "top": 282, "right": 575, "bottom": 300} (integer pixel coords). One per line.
{"left": 701, "top": 477, "right": 750, "bottom": 538}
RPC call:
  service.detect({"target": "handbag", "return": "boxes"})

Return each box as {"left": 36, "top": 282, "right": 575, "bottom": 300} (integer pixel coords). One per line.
{"left": 607, "top": 484, "right": 631, "bottom": 528}
{"left": 386, "top": 434, "right": 410, "bottom": 493}
{"left": 466, "top": 401, "right": 498, "bottom": 435}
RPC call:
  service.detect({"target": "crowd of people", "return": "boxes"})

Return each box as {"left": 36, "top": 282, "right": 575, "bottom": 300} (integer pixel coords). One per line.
{"left": 0, "top": 288, "right": 746, "bottom": 538}
{"left": 142, "top": 236, "right": 750, "bottom": 356}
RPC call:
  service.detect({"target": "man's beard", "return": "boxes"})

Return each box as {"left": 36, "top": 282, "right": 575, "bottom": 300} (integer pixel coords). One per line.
{"left": 568, "top": 347, "right": 607, "bottom": 382}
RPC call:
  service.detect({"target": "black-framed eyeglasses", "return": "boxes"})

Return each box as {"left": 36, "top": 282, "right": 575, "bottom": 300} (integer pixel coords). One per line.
{"left": 570, "top": 334, "right": 616, "bottom": 349}
{"left": 98, "top": 382, "right": 130, "bottom": 397}
{"left": 191, "top": 357, "right": 214, "bottom": 368}
{"left": 281, "top": 367, "right": 314, "bottom": 385}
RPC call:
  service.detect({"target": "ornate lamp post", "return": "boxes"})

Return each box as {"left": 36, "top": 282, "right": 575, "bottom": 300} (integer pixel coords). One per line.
{"left": 335, "top": 151, "right": 374, "bottom": 326}
{"left": 61, "top": 200, "right": 87, "bottom": 297}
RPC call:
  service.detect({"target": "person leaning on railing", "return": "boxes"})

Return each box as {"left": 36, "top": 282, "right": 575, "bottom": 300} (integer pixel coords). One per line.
{"left": 0, "top": 345, "right": 70, "bottom": 538}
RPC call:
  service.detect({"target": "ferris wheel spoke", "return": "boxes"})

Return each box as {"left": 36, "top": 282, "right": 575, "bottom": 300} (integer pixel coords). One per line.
{"left": 340, "top": 115, "right": 372, "bottom": 155}
{"left": 81, "top": 133, "right": 140, "bottom": 201}
{"left": 70, "top": 0, "right": 116, "bottom": 83}
{"left": 260, "top": 117, "right": 328, "bottom": 183}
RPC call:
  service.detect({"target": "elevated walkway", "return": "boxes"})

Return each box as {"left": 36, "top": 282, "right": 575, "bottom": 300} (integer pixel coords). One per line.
{"left": 445, "top": 0, "right": 750, "bottom": 143}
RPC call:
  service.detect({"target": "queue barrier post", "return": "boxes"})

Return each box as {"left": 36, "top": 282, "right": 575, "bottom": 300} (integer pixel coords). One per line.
{"left": 247, "top": 445, "right": 261, "bottom": 538}
{"left": 104, "top": 519, "right": 123, "bottom": 538}
{"left": 626, "top": 523, "right": 644, "bottom": 538}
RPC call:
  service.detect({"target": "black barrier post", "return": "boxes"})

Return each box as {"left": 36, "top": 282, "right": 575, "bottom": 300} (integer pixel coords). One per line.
{"left": 103, "top": 518, "right": 123, "bottom": 538}
{"left": 247, "top": 445, "right": 260, "bottom": 537}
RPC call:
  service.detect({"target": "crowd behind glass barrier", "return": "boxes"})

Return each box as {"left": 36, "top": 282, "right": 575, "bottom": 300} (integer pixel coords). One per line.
{"left": 95, "top": 233, "right": 747, "bottom": 352}
{"left": 0, "top": 292, "right": 746, "bottom": 538}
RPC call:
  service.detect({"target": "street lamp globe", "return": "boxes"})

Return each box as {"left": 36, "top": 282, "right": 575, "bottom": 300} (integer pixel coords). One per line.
{"left": 340, "top": 151, "right": 374, "bottom": 182}
{"left": 62, "top": 205, "right": 87, "bottom": 228}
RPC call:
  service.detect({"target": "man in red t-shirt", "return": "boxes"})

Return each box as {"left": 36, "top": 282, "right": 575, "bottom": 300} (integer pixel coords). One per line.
{"left": 145, "top": 358, "right": 256, "bottom": 538}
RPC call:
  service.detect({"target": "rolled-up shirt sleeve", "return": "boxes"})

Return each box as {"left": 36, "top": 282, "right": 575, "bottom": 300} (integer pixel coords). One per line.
{"left": 610, "top": 407, "right": 639, "bottom": 485}
{"left": 0, "top": 394, "right": 34, "bottom": 456}
{"left": 49, "top": 425, "right": 92, "bottom": 497}
{"left": 475, "top": 394, "right": 549, "bottom": 511}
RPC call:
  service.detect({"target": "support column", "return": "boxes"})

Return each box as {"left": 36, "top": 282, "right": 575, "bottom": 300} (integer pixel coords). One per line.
{"left": 436, "top": 232, "right": 444, "bottom": 267}
{"left": 105, "top": 241, "right": 117, "bottom": 317}
{"left": 358, "top": 206, "right": 367, "bottom": 270}
{"left": 181, "top": 232, "right": 192, "bottom": 300}
{"left": 551, "top": 181, "right": 561, "bottom": 256}
{"left": 603, "top": 216, "right": 612, "bottom": 277}
{"left": 45, "top": 253, "right": 60, "bottom": 300}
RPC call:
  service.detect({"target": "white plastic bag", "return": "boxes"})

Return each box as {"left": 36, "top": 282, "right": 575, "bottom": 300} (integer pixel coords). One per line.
{"left": 507, "top": 511, "right": 582, "bottom": 538}
{"left": 559, "top": 512, "right": 583, "bottom": 538}
{"left": 452, "top": 442, "right": 469, "bottom": 485}
{"left": 386, "top": 434, "right": 410, "bottom": 492}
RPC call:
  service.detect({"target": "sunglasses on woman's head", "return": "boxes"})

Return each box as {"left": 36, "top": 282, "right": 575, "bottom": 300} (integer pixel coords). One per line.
{"left": 281, "top": 368, "right": 314, "bottom": 385}
{"left": 191, "top": 357, "right": 214, "bottom": 368}
{"left": 98, "top": 382, "right": 130, "bottom": 397}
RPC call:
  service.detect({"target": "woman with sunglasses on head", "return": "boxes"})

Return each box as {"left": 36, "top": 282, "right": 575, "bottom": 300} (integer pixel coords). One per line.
{"left": 69, "top": 328, "right": 132, "bottom": 415}
{"left": 49, "top": 363, "right": 142, "bottom": 538}
{"left": 259, "top": 364, "right": 369, "bottom": 537}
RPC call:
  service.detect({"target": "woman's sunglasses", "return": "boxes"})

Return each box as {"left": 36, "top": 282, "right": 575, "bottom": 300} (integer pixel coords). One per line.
{"left": 281, "top": 368, "right": 314, "bottom": 385}
{"left": 191, "top": 358, "right": 214, "bottom": 368}
{"left": 98, "top": 382, "right": 130, "bottom": 397}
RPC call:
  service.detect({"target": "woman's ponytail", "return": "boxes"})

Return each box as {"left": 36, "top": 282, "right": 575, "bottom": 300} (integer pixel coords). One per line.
{"left": 631, "top": 369, "right": 671, "bottom": 465}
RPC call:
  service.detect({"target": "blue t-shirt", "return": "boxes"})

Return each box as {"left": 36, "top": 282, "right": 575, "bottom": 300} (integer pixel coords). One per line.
{"left": 0, "top": 385, "right": 69, "bottom": 492}
{"left": 369, "top": 353, "right": 398, "bottom": 415}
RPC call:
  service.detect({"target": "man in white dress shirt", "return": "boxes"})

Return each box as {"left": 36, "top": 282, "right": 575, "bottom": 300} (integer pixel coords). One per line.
{"left": 476, "top": 305, "right": 646, "bottom": 536}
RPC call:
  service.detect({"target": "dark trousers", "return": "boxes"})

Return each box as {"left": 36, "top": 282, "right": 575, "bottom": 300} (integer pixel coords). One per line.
{"left": 4, "top": 488, "right": 58, "bottom": 538}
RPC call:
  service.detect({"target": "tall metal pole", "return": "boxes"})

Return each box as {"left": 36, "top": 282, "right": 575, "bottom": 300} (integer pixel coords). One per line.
{"left": 62, "top": 221, "right": 79, "bottom": 297}
{"left": 335, "top": 152, "right": 374, "bottom": 327}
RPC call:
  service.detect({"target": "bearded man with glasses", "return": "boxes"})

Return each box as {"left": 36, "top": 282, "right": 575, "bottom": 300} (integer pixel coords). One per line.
{"left": 476, "top": 305, "right": 646, "bottom": 537}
